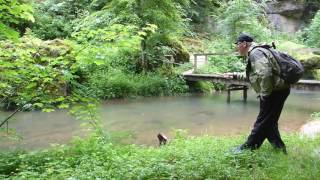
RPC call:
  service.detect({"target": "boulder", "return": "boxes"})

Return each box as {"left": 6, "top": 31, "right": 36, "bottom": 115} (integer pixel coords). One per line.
{"left": 267, "top": 14, "right": 303, "bottom": 33}
{"left": 265, "top": 0, "right": 319, "bottom": 33}
{"left": 294, "top": 48, "right": 320, "bottom": 69}
{"left": 266, "top": 0, "right": 305, "bottom": 18}
{"left": 300, "top": 121, "right": 320, "bottom": 139}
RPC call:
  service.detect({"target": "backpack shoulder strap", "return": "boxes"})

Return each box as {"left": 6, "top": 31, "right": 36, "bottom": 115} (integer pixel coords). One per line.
{"left": 248, "top": 45, "right": 272, "bottom": 57}
{"left": 246, "top": 44, "right": 275, "bottom": 79}
{"left": 247, "top": 45, "right": 280, "bottom": 76}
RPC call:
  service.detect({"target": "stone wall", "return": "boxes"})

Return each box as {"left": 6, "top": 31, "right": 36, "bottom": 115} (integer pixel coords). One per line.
{"left": 266, "top": 0, "right": 319, "bottom": 33}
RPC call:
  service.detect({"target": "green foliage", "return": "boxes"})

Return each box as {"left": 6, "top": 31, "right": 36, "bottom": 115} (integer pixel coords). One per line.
{"left": 0, "top": 22, "right": 189, "bottom": 111}
{"left": 73, "top": 23, "right": 142, "bottom": 71}
{"left": 198, "top": 55, "right": 245, "bottom": 74}
{"left": 72, "top": 22, "right": 189, "bottom": 98}
{"left": 173, "top": 62, "right": 193, "bottom": 74}
{"left": 311, "top": 112, "right": 320, "bottom": 120}
{"left": 1, "top": 134, "right": 320, "bottom": 178}
{"left": 214, "top": 0, "right": 272, "bottom": 45}
{"left": 187, "top": 0, "right": 221, "bottom": 24}
{"left": 0, "top": 0, "right": 34, "bottom": 40}
{"left": 0, "top": 34, "right": 77, "bottom": 110}
{"left": 105, "top": 0, "right": 189, "bottom": 35}
{"left": 195, "top": 37, "right": 245, "bottom": 78}
{"left": 31, "top": 0, "right": 91, "bottom": 39}
{"left": 88, "top": 0, "right": 109, "bottom": 10}
{"left": 102, "top": 0, "right": 191, "bottom": 71}
{"left": 31, "top": 0, "right": 191, "bottom": 71}
{"left": 87, "top": 70, "right": 188, "bottom": 99}
{"left": 300, "top": 10, "right": 320, "bottom": 47}
{"left": 185, "top": 0, "right": 224, "bottom": 33}
{"left": 187, "top": 81, "right": 214, "bottom": 94}
{"left": 0, "top": 150, "right": 25, "bottom": 176}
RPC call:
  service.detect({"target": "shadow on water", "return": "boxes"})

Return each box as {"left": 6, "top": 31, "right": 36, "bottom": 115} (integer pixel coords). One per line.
{"left": 0, "top": 90, "right": 319, "bottom": 150}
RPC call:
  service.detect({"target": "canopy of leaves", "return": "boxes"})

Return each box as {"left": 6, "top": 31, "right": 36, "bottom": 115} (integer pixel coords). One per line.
{"left": 214, "top": 0, "right": 272, "bottom": 45}
{"left": 72, "top": 0, "right": 191, "bottom": 72}
{"left": 73, "top": 23, "right": 142, "bottom": 72}
{"left": 31, "top": 0, "right": 92, "bottom": 39}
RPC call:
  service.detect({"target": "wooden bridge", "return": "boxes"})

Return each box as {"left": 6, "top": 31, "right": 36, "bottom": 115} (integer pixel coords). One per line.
{"left": 182, "top": 53, "right": 320, "bottom": 102}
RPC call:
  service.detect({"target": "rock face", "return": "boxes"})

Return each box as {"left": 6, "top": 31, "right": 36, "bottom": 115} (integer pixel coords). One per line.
{"left": 300, "top": 121, "right": 320, "bottom": 139}
{"left": 266, "top": 0, "right": 319, "bottom": 33}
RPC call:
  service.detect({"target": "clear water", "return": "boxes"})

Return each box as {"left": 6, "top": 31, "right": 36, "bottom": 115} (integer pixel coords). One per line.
{"left": 1, "top": 90, "right": 319, "bottom": 150}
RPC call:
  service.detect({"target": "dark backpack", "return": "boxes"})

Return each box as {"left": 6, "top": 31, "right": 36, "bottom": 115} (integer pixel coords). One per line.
{"left": 251, "top": 45, "right": 304, "bottom": 84}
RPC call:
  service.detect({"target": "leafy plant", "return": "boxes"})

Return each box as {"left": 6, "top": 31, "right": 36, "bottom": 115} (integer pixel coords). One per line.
{"left": 86, "top": 69, "right": 188, "bottom": 99}
{"left": 0, "top": 34, "right": 77, "bottom": 111}
{"left": 0, "top": 0, "right": 34, "bottom": 40}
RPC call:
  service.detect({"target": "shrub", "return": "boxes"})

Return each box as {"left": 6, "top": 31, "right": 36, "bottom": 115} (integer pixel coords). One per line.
{"left": 0, "top": 34, "right": 77, "bottom": 111}
{"left": 31, "top": 0, "right": 91, "bottom": 39}
{"left": 86, "top": 70, "right": 188, "bottom": 99}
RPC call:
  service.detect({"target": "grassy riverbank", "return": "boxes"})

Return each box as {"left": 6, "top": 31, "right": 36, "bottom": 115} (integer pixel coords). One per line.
{"left": 1, "top": 133, "right": 319, "bottom": 179}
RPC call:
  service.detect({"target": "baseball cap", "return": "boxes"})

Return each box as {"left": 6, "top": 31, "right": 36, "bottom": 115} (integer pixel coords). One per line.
{"left": 235, "top": 33, "right": 254, "bottom": 44}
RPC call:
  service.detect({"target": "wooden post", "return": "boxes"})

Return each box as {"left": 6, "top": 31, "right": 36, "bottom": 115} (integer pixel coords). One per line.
{"left": 243, "top": 87, "right": 247, "bottom": 103}
{"left": 194, "top": 54, "right": 197, "bottom": 72}
{"left": 205, "top": 55, "right": 208, "bottom": 65}
{"left": 227, "top": 88, "right": 231, "bottom": 103}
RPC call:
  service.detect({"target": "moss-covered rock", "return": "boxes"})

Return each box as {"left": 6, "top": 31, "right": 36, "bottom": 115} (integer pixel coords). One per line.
{"left": 167, "top": 41, "right": 190, "bottom": 64}
{"left": 278, "top": 42, "right": 320, "bottom": 79}
{"left": 299, "top": 54, "right": 320, "bottom": 70}
{"left": 294, "top": 48, "right": 320, "bottom": 79}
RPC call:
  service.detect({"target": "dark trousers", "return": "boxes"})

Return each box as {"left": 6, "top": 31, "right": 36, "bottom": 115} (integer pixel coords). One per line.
{"left": 241, "top": 88, "right": 290, "bottom": 151}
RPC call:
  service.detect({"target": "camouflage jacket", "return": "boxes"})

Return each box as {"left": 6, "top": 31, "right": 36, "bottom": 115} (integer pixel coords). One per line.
{"left": 234, "top": 43, "right": 290, "bottom": 97}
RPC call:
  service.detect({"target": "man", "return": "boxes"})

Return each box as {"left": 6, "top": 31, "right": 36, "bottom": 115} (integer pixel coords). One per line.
{"left": 226, "top": 33, "right": 290, "bottom": 153}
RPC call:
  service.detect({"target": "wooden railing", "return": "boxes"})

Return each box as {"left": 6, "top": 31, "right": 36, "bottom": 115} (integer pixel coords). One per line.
{"left": 193, "top": 52, "right": 237, "bottom": 71}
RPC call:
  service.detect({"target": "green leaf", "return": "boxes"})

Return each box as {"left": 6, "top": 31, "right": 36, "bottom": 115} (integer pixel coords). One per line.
{"left": 0, "top": 22, "right": 19, "bottom": 41}
{"left": 58, "top": 103, "right": 69, "bottom": 109}
{"left": 42, "top": 108, "right": 55, "bottom": 112}
{"left": 93, "top": 60, "right": 105, "bottom": 66}
{"left": 26, "top": 82, "right": 37, "bottom": 89}
{"left": 56, "top": 97, "right": 65, "bottom": 102}
{"left": 33, "top": 103, "right": 44, "bottom": 108}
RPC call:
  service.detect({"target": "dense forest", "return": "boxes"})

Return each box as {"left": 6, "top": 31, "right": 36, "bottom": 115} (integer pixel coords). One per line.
{"left": 1, "top": 0, "right": 320, "bottom": 178}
